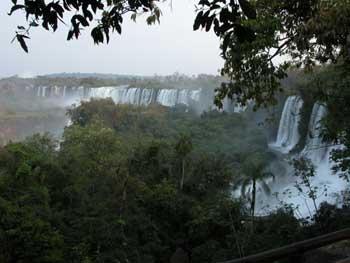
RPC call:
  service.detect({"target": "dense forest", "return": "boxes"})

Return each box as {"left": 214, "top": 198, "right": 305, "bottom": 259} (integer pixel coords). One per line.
{"left": 0, "top": 94, "right": 349, "bottom": 262}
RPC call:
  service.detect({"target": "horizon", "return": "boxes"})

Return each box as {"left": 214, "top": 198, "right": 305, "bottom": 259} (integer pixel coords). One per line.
{"left": 0, "top": 71, "right": 223, "bottom": 80}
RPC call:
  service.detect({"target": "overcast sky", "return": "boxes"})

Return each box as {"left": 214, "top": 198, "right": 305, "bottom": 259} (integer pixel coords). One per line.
{"left": 0, "top": 1, "right": 224, "bottom": 78}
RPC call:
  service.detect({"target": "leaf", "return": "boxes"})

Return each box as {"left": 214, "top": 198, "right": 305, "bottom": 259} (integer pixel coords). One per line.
{"left": 72, "top": 15, "right": 89, "bottom": 27}
{"left": 29, "top": 20, "right": 39, "bottom": 27}
{"left": 16, "top": 34, "right": 29, "bottom": 53}
{"left": 205, "top": 15, "right": 215, "bottom": 32}
{"left": 52, "top": 3, "right": 64, "bottom": 18}
{"left": 210, "top": 4, "right": 221, "bottom": 10}
{"left": 91, "top": 27, "right": 104, "bottom": 44}
{"left": 103, "top": 27, "right": 110, "bottom": 43}
{"left": 8, "top": 4, "right": 25, "bottom": 15}
{"left": 115, "top": 23, "right": 121, "bottom": 34}
{"left": 238, "top": 0, "right": 256, "bottom": 19}
{"left": 193, "top": 11, "right": 203, "bottom": 31}
{"left": 198, "top": 0, "right": 210, "bottom": 6}
{"left": 201, "top": 10, "right": 210, "bottom": 27}
{"left": 222, "top": 32, "right": 232, "bottom": 58}
{"left": 67, "top": 30, "right": 74, "bottom": 40}
{"left": 213, "top": 18, "right": 220, "bottom": 36}
{"left": 219, "top": 8, "right": 231, "bottom": 23}
{"left": 234, "top": 24, "right": 255, "bottom": 43}
{"left": 83, "top": 8, "right": 93, "bottom": 21}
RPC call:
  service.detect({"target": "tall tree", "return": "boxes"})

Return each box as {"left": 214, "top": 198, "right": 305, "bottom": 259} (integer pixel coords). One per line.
{"left": 234, "top": 153, "right": 274, "bottom": 226}
{"left": 175, "top": 133, "right": 193, "bottom": 191}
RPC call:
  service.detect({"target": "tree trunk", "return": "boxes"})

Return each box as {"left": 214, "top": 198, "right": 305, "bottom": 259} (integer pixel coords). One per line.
{"left": 346, "top": 33, "right": 350, "bottom": 61}
{"left": 251, "top": 178, "right": 256, "bottom": 229}
{"left": 180, "top": 158, "right": 185, "bottom": 190}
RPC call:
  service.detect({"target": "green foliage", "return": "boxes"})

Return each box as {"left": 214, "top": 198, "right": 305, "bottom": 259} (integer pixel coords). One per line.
{"left": 234, "top": 152, "right": 275, "bottom": 222}
{"left": 1, "top": 99, "right": 350, "bottom": 262}
{"left": 194, "top": 0, "right": 350, "bottom": 109}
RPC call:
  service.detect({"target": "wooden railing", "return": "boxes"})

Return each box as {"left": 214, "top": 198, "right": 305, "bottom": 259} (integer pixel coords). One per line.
{"left": 220, "top": 228, "right": 350, "bottom": 263}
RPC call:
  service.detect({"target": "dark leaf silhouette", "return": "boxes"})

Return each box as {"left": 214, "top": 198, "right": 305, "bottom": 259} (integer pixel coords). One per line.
{"left": 16, "top": 34, "right": 29, "bottom": 53}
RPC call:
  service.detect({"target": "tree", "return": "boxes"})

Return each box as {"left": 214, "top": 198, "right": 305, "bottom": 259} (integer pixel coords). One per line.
{"left": 0, "top": 138, "right": 64, "bottom": 262}
{"left": 175, "top": 133, "right": 193, "bottom": 190}
{"left": 291, "top": 156, "right": 328, "bottom": 217}
{"left": 194, "top": 0, "right": 350, "bottom": 109}
{"left": 234, "top": 153, "right": 274, "bottom": 226}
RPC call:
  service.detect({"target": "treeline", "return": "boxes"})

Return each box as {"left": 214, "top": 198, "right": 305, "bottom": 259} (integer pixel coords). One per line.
{"left": 0, "top": 73, "right": 225, "bottom": 91}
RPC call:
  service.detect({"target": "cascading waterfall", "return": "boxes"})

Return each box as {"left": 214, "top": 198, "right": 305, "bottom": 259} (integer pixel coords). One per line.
{"left": 156, "top": 89, "right": 178, "bottom": 107}
{"left": 110, "top": 86, "right": 128, "bottom": 103}
{"left": 125, "top": 88, "right": 141, "bottom": 105}
{"left": 261, "top": 98, "right": 348, "bottom": 217}
{"left": 140, "top": 89, "right": 154, "bottom": 106}
{"left": 272, "top": 96, "right": 304, "bottom": 153}
{"left": 27, "top": 85, "right": 206, "bottom": 108}
{"left": 25, "top": 85, "right": 250, "bottom": 113}
{"left": 298, "top": 102, "right": 346, "bottom": 214}
{"left": 302, "top": 103, "right": 328, "bottom": 164}
{"left": 178, "top": 89, "right": 190, "bottom": 105}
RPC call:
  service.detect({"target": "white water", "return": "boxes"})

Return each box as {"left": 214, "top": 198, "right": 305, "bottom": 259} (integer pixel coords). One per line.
{"left": 27, "top": 85, "right": 210, "bottom": 109}
{"left": 302, "top": 103, "right": 328, "bottom": 163}
{"left": 156, "top": 89, "right": 178, "bottom": 107}
{"left": 25, "top": 85, "right": 253, "bottom": 113}
{"left": 271, "top": 96, "right": 303, "bottom": 153}
{"left": 260, "top": 97, "right": 349, "bottom": 218}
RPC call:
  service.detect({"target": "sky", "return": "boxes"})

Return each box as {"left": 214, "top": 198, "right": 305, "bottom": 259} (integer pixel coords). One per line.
{"left": 0, "top": 1, "right": 224, "bottom": 78}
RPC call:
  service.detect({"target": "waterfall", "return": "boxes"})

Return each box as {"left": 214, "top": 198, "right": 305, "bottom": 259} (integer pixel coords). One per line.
{"left": 140, "top": 89, "right": 154, "bottom": 106}
{"left": 189, "top": 89, "right": 201, "bottom": 102}
{"left": 273, "top": 96, "right": 303, "bottom": 153}
{"left": 89, "top": 86, "right": 115, "bottom": 99}
{"left": 178, "top": 89, "right": 190, "bottom": 105}
{"left": 110, "top": 86, "right": 128, "bottom": 103}
{"left": 42, "top": 87, "right": 47, "bottom": 97}
{"left": 104, "top": 87, "right": 200, "bottom": 107}
{"left": 300, "top": 102, "right": 345, "bottom": 213}
{"left": 156, "top": 89, "right": 178, "bottom": 107}
{"left": 261, "top": 99, "right": 349, "bottom": 218}
{"left": 125, "top": 88, "right": 141, "bottom": 105}
{"left": 27, "top": 85, "right": 213, "bottom": 110}
{"left": 302, "top": 103, "right": 328, "bottom": 164}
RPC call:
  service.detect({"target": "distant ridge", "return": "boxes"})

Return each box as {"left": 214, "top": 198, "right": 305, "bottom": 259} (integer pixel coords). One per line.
{"left": 42, "top": 72, "right": 149, "bottom": 79}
